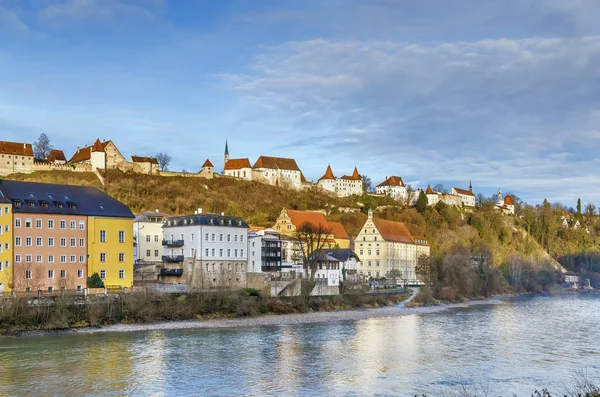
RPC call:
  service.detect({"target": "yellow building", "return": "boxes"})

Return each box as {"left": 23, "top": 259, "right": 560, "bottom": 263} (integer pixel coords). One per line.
{"left": 272, "top": 209, "right": 350, "bottom": 251}
{"left": 88, "top": 216, "right": 134, "bottom": 289}
{"left": 0, "top": 198, "right": 12, "bottom": 294}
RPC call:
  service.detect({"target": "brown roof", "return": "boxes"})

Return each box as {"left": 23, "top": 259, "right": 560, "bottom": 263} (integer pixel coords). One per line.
{"left": 372, "top": 217, "right": 414, "bottom": 244}
{"left": 340, "top": 167, "right": 361, "bottom": 181}
{"left": 0, "top": 141, "right": 34, "bottom": 157}
{"left": 92, "top": 138, "right": 104, "bottom": 153}
{"left": 224, "top": 158, "right": 251, "bottom": 170}
{"left": 202, "top": 159, "right": 214, "bottom": 168}
{"left": 249, "top": 226, "right": 265, "bottom": 231}
{"left": 131, "top": 156, "right": 158, "bottom": 164}
{"left": 47, "top": 149, "right": 66, "bottom": 162}
{"left": 253, "top": 156, "right": 300, "bottom": 171}
{"left": 426, "top": 185, "right": 434, "bottom": 194}
{"left": 453, "top": 187, "right": 475, "bottom": 197}
{"left": 504, "top": 195, "right": 514, "bottom": 205}
{"left": 327, "top": 221, "right": 349, "bottom": 240}
{"left": 68, "top": 140, "right": 111, "bottom": 163}
{"left": 405, "top": 223, "right": 427, "bottom": 241}
{"left": 319, "top": 165, "right": 336, "bottom": 181}
{"left": 300, "top": 172, "right": 307, "bottom": 183}
{"left": 377, "top": 176, "right": 405, "bottom": 188}
{"left": 286, "top": 210, "right": 331, "bottom": 231}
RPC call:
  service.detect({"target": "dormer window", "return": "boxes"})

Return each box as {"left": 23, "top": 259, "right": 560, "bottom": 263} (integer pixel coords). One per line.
{"left": 13, "top": 200, "right": 21, "bottom": 207}
{"left": 26, "top": 201, "right": 35, "bottom": 207}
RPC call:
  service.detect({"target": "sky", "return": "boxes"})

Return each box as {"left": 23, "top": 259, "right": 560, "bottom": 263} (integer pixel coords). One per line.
{"left": 1, "top": 0, "right": 600, "bottom": 206}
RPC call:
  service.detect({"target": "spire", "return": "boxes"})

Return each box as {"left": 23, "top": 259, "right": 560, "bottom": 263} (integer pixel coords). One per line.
{"left": 225, "top": 139, "right": 229, "bottom": 156}
{"left": 426, "top": 185, "right": 434, "bottom": 195}
{"left": 319, "top": 164, "right": 336, "bottom": 181}
{"left": 351, "top": 166, "right": 361, "bottom": 180}
{"left": 469, "top": 180, "right": 472, "bottom": 192}
{"left": 92, "top": 138, "right": 104, "bottom": 153}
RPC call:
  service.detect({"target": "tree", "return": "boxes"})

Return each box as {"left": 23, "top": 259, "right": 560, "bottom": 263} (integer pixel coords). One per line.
{"left": 585, "top": 203, "right": 596, "bottom": 220}
{"left": 415, "top": 254, "right": 436, "bottom": 287}
{"left": 577, "top": 198, "right": 582, "bottom": 217}
{"left": 156, "top": 152, "right": 172, "bottom": 171}
{"left": 295, "top": 222, "right": 333, "bottom": 281}
{"left": 403, "top": 185, "right": 417, "bottom": 208}
{"left": 433, "top": 184, "right": 447, "bottom": 194}
{"left": 87, "top": 273, "right": 105, "bottom": 288}
{"left": 415, "top": 190, "right": 428, "bottom": 213}
{"left": 362, "top": 175, "right": 373, "bottom": 193}
{"left": 387, "top": 269, "right": 402, "bottom": 286}
{"left": 33, "top": 133, "right": 53, "bottom": 159}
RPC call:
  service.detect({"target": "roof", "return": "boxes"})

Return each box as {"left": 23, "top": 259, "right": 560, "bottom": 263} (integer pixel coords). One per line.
{"left": 426, "top": 185, "right": 434, "bottom": 195}
{"left": 134, "top": 210, "right": 170, "bottom": 222}
{"left": 252, "top": 156, "right": 300, "bottom": 171}
{"left": 319, "top": 165, "right": 336, "bottom": 181}
{"left": 371, "top": 217, "right": 415, "bottom": 244}
{"left": 164, "top": 214, "right": 249, "bottom": 229}
{"left": 249, "top": 226, "right": 265, "bottom": 231}
{"left": 300, "top": 172, "right": 307, "bottom": 183}
{"left": 92, "top": 138, "right": 105, "bottom": 153}
{"left": 68, "top": 140, "right": 111, "bottom": 163}
{"left": 0, "top": 180, "right": 134, "bottom": 218}
{"left": 286, "top": 210, "right": 329, "bottom": 229}
{"left": 311, "top": 248, "right": 360, "bottom": 263}
{"left": 224, "top": 158, "right": 251, "bottom": 170}
{"left": 504, "top": 195, "right": 514, "bottom": 205}
{"left": 327, "top": 221, "right": 349, "bottom": 240}
{"left": 405, "top": 223, "right": 427, "bottom": 241}
{"left": 377, "top": 176, "right": 405, "bottom": 188}
{"left": 202, "top": 159, "right": 214, "bottom": 168}
{"left": 47, "top": 149, "right": 66, "bottom": 162}
{"left": 0, "top": 141, "right": 34, "bottom": 157}
{"left": 131, "top": 156, "right": 158, "bottom": 165}
{"left": 453, "top": 187, "right": 475, "bottom": 197}
{"left": 341, "top": 167, "right": 361, "bottom": 181}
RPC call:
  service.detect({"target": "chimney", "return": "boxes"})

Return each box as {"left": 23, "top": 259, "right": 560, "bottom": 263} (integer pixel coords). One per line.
{"left": 23, "top": 143, "right": 26, "bottom": 148}
{"left": 198, "top": 208, "right": 202, "bottom": 214}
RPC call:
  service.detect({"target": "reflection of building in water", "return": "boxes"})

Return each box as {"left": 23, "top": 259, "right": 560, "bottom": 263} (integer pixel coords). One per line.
{"left": 130, "top": 332, "right": 168, "bottom": 394}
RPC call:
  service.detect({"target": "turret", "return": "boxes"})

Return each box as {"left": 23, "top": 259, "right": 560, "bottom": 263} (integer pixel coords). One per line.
{"left": 224, "top": 139, "right": 229, "bottom": 166}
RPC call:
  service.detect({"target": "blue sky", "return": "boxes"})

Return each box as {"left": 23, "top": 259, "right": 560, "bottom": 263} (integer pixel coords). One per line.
{"left": 1, "top": 0, "right": 600, "bottom": 206}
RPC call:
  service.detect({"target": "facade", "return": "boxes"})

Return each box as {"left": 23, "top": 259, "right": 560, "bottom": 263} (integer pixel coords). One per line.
{"left": 376, "top": 176, "right": 407, "bottom": 201}
{"left": 564, "top": 272, "right": 580, "bottom": 288}
{"left": 47, "top": 150, "right": 67, "bottom": 164}
{"left": 131, "top": 156, "right": 159, "bottom": 174}
{"left": 310, "top": 248, "right": 361, "bottom": 285}
{"left": 451, "top": 182, "right": 476, "bottom": 208}
{"left": 0, "top": 198, "right": 12, "bottom": 294}
{"left": 248, "top": 229, "right": 282, "bottom": 273}
{"left": 495, "top": 190, "right": 515, "bottom": 215}
{"left": 328, "top": 221, "right": 350, "bottom": 248}
{"left": 199, "top": 159, "right": 215, "bottom": 179}
{"left": 317, "top": 165, "right": 363, "bottom": 197}
{"left": 252, "top": 156, "right": 303, "bottom": 189}
{"left": 68, "top": 139, "right": 126, "bottom": 170}
{"left": 355, "top": 210, "right": 430, "bottom": 284}
{"left": 162, "top": 213, "right": 249, "bottom": 289}
{"left": 0, "top": 141, "right": 35, "bottom": 175}
{"left": 134, "top": 210, "right": 169, "bottom": 263}
{"left": 0, "top": 180, "right": 134, "bottom": 292}
{"left": 272, "top": 209, "right": 349, "bottom": 249}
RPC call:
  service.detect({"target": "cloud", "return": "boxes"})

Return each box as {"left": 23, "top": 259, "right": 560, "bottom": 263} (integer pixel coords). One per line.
{"left": 222, "top": 36, "right": 600, "bottom": 204}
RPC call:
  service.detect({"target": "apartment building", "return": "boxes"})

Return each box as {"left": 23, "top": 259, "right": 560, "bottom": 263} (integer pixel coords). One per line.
{"left": 0, "top": 197, "right": 12, "bottom": 294}
{"left": 133, "top": 210, "right": 169, "bottom": 263}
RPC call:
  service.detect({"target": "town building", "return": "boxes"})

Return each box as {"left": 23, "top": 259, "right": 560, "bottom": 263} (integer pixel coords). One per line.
{"left": 376, "top": 176, "right": 408, "bottom": 201}
{"left": 355, "top": 209, "right": 430, "bottom": 284}
{"left": 130, "top": 156, "right": 159, "bottom": 174}
{"left": 0, "top": 141, "right": 35, "bottom": 175}
{"left": 199, "top": 159, "right": 215, "bottom": 179}
{"left": 68, "top": 139, "right": 126, "bottom": 170}
{"left": 451, "top": 182, "right": 476, "bottom": 208}
{"left": 495, "top": 190, "right": 515, "bottom": 215}
{"left": 317, "top": 165, "right": 363, "bottom": 197}
{"left": 309, "top": 248, "right": 361, "bottom": 284}
{"left": 133, "top": 210, "right": 169, "bottom": 263}
{"left": 248, "top": 228, "right": 282, "bottom": 273}
{"left": 47, "top": 150, "right": 67, "bottom": 165}
{"left": 252, "top": 156, "right": 303, "bottom": 189}
{"left": 0, "top": 197, "right": 12, "bottom": 294}
{"left": 162, "top": 211, "right": 249, "bottom": 289}
{"left": 0, "top": 180, "right": 134, "bottom": 293}
{"left": 564, "top": 272, "right": 580, "bottom": 289}
{"left": 272, "top": 209, "right": 349, "bottom": 250}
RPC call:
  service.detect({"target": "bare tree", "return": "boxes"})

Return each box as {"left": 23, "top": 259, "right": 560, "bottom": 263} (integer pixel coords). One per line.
{"left": 415, "top": 254, "right": 436, "bottom": 287}
{"left": 433, "top": 184, "right": 448, "bottom": 194}
{"left": 33, "top": 133, "right": 53, "bottom": 159}
{"left": 403, "top": 185, "right": 417, "bottom": 208}
{"left": 156, "top": 152, "right": 172, "bottom": 171}
{"left": 295, "top": 222, "right": 333, "bottom": 281}
{"left": 362, "top": 175, "right": 373, "bottom": 193}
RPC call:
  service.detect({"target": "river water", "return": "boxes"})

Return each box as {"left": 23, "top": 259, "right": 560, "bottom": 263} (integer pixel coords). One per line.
{"left": 0, "top": 294, "right": 599, "bottom": 396}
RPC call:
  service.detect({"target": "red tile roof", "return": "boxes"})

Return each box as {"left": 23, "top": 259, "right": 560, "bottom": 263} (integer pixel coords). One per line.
{"left": 504, "top": 195, "right": 514, "bottom": 205}
{"left": 252, "top": 156, "right": 300, "bottom": 171}
{"left": 426, "top": 185, "right": 434, "bottom": 194}
{"left": 131, "top": 156, "right": 158, "bottom": 164}
{"left": 286, "top": 210, "right": 349, "bottom": 240}
{"left": 202, "top": 159, "right": 214, "bottom": 168}
{"left": 341, "top": 167, "right": 362, "bottom": 181}
{"left": 319, "top": 165, "right": 336, "bottom": 181}
{"left": 300, "top": 172, "right": 307, "bottom": 183}
{"left": 47, "top": 149, "right": 66, "bottom": 162}
{"left": 453, "top": 187, "right": 475, "bottom": 197}
{"left": 224, "top": 158, "right": 251, "bottom": 170}
{"left": 0, "top": 141, "right": 34, "bottom": 157}
{"left": 327, "top": 221, "right": 349, "bottom": 240}
{"left": 92, "top": 138, "right": 105, "bottom": 153}
{"left": 377, "top": 176, "right": 405, "bottom": 187}
{"left": 68, "top": 140, "right": 111, "bottom": 163}
{"left": 372, "top": 217, "right": 416, "bottom": 244}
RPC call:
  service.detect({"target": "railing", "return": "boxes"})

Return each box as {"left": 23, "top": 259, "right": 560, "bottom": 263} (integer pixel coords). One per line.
{"left": 162, "top": 239, "right": 184, "bottom": 247}
{"left": 162, "top": 255, "right": 184, "bottom": 263}
{"left": 160, "top": 268, "right": 184, "bottom": 276}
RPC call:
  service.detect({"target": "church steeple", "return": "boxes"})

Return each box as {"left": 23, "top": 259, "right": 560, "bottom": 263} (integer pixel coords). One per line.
{"left": 224, "top": 139, "right": 229, "bottom": 165}
{"left": 469, "top": 180, "right": 472, "bottom": 192}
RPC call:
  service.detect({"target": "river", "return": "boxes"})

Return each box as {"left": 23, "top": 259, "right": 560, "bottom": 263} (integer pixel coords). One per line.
{"left": 0, "top": 294, "right": 598, "bottom": 396}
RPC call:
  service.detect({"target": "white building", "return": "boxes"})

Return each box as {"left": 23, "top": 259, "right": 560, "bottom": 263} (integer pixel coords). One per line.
{"left": 495, "top": 189, "right": 515, "bottom": 215}
{"left": 252, "top": 156, "right": 303, "bottom": 190}
{"left": 162, "top": 211, "right": 249, "bottom": 288}
{"left": 309, "top": 248, "right": 361, "bottom": 284}
{"left": 134, "top": 210, "right": 169, "bottom": 263}
{"left": 248, "top": 229, "right": 282, "bottom": 273}
{"left": 317, "top": 165, "right": 363, "bottom": 197}
{"left": 451, "top": 182, "right": 476, "bottom": 208}
{"left": 376, "top": 176, "right": 407, "bottom": 201}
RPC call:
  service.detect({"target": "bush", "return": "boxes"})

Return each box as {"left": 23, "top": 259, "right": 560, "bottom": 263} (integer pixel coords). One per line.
{"left": 87, "top": 273, "right": 104, "bottom": 288}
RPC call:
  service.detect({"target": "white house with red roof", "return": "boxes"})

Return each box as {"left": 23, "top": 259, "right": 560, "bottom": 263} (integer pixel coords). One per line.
{"left": 376, "top": 175, "right": 408, "bottom": 201}
{"left": 495, "top": 189, "right": 515, "bottom": 215}
{"left": 451, "top": 182, "right": 476, "bottom": 208}
{"left": 317, "top": 165, "right": 363, "bottom": 197}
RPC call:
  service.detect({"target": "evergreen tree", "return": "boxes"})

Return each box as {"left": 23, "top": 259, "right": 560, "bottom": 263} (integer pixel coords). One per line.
{"left": 415, "top": 191, "right": 428, "bottom": 213}
{"left": 87, "top": 272, "right": 105, "bottom": 288}
{"left": 577, "top": 198, "right": 582, "bottom": 216}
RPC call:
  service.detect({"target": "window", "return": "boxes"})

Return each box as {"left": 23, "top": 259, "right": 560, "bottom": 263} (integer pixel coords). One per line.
{"left": 368, "top": 260, "right": 372, "bottom": 267}
{"left": 26, "top": 237, "right": 32, "bottom": 246}
{"left": 205, "top": 233, "right": 209, "bottom": 241}
{"left": 25, "top": 270, "right": 32, "bottom": 280}
{"left": 227, "top": 234, "right": 231, "bottom": 242}
{"left": 61, "top": 270, "right": 67, "bottom": 279}
{"left": 154, "top": 235, "right": 159, "bottom": 242}
{"left": 234, "top": 249, "right": 238, "bottom": 258}
{"left": 15, "top": 237, "right": 21, "bottom": 246}
{"left": 70, "top": 255, "right": 76, "bottom": 263}
{"left": 36, "top": 254, "right": 42, "bottom": 263}
{"left": 25, "top": 254, "right": 32, "bottom": 263}
{"left": 359, "top": 249, "right": 363, "bottom": 255}
{"left": 211, "top": 233, "right": 215, "bottom": 241}
{"left": 36, "top": 219, "right": 42, "bottom": 228}
{"left": 4, "top": 261, "right": 8, "bottom": 269}
{"left": 36, "top": 237, "right": 42, "bottom": 247}
{"left": 234, "top": 235, "right": 238, "bottom": 242}
{"left": 240, "top": 249, "right": 244, "bottom": 257}
{"left": 146, "top": 249, "right": 151, "bottom": 257}
{"left": 119, "top": 270, "right": 125, "bottom": 279}
{"left": 100, "top": 230, "right": 106, "bottom": 242}
{"left": 205, "top": 248, "right": 209, "bottom": 256}
{"left": 4, "top": 243, "right": 8, "bottom": 250}
{"left": 368, "top": 249, "right": 371, "bottom": 255}
{"left": 211, "top": 248, "right": 215, "bottom": 256}
{"left": 100, "top": 253, "right": 106, "bottom": 262}
{"left": 79, "top": 221, "right": 85, "bottom": 230}
{"left": 48, "top": 255, "right": 54, "bottom": 263}
{"left": 154, "top": 249, "right": 159, "bottom": 257}
{"left": 48, "top": 237, "right": 54, "bottom": 247}
{"left": 376, "top": 260, "right": 380, "bottom": 267}
{"left": 219, "top": 234, "right": 223, "bottom": 242}
{"left": 70, "top": 220, "right": 76, "bottom": 229}
{"left": 78, "top": 269, "right": 84, "bottom": 278}
{"left": 240, "top": 235, "right": 244, "bottom": 243}
{"left": 15, "top": 218, "right": 21, "bottom": 228}
{"left": 70, "top": 238, "right": 76, "bottom": 247}
{"left": 146, "top": 235, "right": 151, "bottom": 242}
{"left": 79, "top": 255, "right": 85, "bottom": 263}
{"left": 119, "top": 253, "right": 125, "bottom": 262}
{"left": 48, "top": 219, "right": 54, "bottom": 229}
{"left": 60, "top": 220, "right": 66, "bottom": 229}
{"left": 376, "top": 249, "right": 380, "bottom": 255}
{"left": 4, "top": 225, "right": 8, "bottom": 232}
{"left": 60, "top": 255, "right": 66, "bottom": 263}
{"left": 60, "top": 238, "right": 66, "bottom": 247}
{"left": 48, "top": 270, "right": 54, "bottom": 279}
{"left": 79, "top": 238, "right": 85, "bottom": 247}
{"left": 119, "top": 231, "right": 125, "bottom": 243}
{"left": 100, "top": 270, "right": 106, "bottom": 279}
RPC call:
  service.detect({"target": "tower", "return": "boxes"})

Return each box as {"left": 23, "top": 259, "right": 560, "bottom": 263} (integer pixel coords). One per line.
{"left": 469, "top": 180, "right": 472, "bottom": 192}
{"left": 90, "top": 138, "right": 106, "bottom": 170}
{"left": 224, "top": 139, "right": 229, "bottom": 166}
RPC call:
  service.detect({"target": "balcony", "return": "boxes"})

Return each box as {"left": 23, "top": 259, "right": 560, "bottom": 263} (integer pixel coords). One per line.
{"left": 162, "top": 255, "right": 184, "bottom": 263}
{"left": 160, "top": 268, "right": 184, "bottom": 277}
{"left": 162, "top": 239, "right": 184, "bottom": 247}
